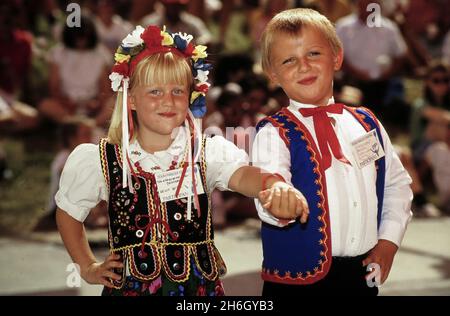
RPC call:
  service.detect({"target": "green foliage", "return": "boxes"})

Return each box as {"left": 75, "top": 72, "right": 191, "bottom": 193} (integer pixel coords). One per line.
{"left": 0, "top": 139, "right": 53, "bottom": 234}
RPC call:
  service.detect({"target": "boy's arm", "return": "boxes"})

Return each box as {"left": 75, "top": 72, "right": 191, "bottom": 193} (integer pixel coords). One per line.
{"left": 251, "top": 124, "right": 303, "bottom": 225}
{"left": 377, "top": 123, "right": 413, "bottom": 247}
{"left": 363, "top": 122, "right": 413, "bottom": 284}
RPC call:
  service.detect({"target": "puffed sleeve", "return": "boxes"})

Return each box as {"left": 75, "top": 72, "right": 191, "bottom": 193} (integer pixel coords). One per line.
{"left": 204, "top": 135, "right": 249, "bottom": 192}
{"left": 54, "top": 144, "right": 108, "bottom": 222}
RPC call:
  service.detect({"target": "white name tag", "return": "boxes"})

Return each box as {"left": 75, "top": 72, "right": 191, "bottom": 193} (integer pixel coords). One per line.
{"left": 155, "top": 166, "right": 205, "bottom": 203}
{"left": 351, "top": 129, "right": 385, "bottom": 169}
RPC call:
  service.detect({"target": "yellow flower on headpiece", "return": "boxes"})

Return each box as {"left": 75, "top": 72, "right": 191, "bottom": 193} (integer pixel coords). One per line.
{"left": 190, "top": 91, "right": 204, "bottom": 104}
{"left": 114, "top": 53, "right": 131, "bottom": 63}
{"left": 161, "top": 26, "right": 174, "bottom": 46}
{"left": 192, "top": 45, "right": 207, "bottom": 62}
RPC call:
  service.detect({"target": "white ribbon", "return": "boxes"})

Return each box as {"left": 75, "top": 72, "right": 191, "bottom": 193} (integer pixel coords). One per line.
{"left": 121, "top": 78, "right": 130, "bottom": 190}
{"left": 184, "top": 118, "right": 193, "bottom": 221}
{"left": 187, "top": 110, "right": 202, "bottom": 164}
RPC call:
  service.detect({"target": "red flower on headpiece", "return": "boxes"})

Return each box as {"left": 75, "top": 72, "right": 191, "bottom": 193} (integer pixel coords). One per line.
{"left": 141, "top": 26, "right": 164, "bottom": 47}
{"left": 184, "top": 43, "right": 195, "bottom": 56}
{"left": 112, "top": 62, "right": 129, "bottom": 77}
{"left": 196, "top": 83, "right": 209, "bottom": 93}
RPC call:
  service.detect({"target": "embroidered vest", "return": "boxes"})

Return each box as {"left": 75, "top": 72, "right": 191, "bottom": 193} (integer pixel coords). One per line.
{"left": 99, "top": 137, "right": 223, "bottom": 289}
{"left": 255, "top": 106, "right": 386, "bottom": 285}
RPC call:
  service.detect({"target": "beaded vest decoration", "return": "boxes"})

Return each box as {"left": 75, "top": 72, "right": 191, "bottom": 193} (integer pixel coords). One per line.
{"left": 99, "top": 137, "right": 224, "bottom": 289}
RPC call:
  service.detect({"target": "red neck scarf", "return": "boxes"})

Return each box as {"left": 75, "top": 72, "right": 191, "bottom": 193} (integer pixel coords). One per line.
{"left": 299, "top": 103, "right": 351, "bottom": 170}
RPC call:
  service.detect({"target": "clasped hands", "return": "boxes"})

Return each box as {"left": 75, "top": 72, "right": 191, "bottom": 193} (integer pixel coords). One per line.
{"left": 258, "top": 176, "right": 309, "bottom": 224}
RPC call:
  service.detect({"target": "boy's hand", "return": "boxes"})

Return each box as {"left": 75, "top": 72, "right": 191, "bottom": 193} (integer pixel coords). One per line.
{"left": 258, "top": 181, "right": 309, "bottom": 223}
{"left": 81, "top": 253, "right": 124, "bottom": 288}
{"left": 362, "top": 239, "right": 398, "bottom": 285}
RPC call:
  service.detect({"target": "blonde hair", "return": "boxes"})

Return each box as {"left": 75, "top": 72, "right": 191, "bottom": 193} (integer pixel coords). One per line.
{"left": 107, "top": 52, "right": 193, "bottom": 145}
{"left": 260, "top": 8, "right": 343, "bottom": 74}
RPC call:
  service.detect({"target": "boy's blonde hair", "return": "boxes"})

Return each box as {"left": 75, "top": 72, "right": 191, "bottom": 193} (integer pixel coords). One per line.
{"left": 107, "top": 52, "right": 193, "bottom": 145}
{"left": 260, "top": 8, "right": 343, "bottom": 74}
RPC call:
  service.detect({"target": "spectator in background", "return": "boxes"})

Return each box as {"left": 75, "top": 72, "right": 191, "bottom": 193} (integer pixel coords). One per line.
{"left": 238, "top": 74, "right": 270, "bottom": 127}
{"left": 303, "top": 0, "right": 352, "bottom": 23}
{"left": 401, "top": 0, "right": 449, "bottom": 61}
{"left": 443, "top": 29, "right": 450, "bottom": 66}
{"left": 213, "top": 0, "right": 258, "bottom": 55}
{"left": 94, "top": 0, "right": 133, "bottom": 54}
{"left": 250, "top": 0, "right": 292, "bottom": 55}
{"left": 204, "top": 83, "right": 243, "bottom": 131}
{"left": 38, "top": 15, "right": 112, "bottom": 127}
{"left": 391, "top": 0, "right": 449, "bottom": 76}
{"left": 410, "top": 62, "right": 450, "bottom": 163}
{"left": 336, "top": 0, "right": 407, "bottom": 114}
{"left": 407, "top": 63, "right": 450, "bottom": 217}
{"left": 0, "top": 1, "right": 39, "bottom": 133}
{"left": 215, "top": 83, "right": 243, "bottom": 130}
{"left": 425, "top": 124, "right": 450, "bottom": 215}
{"left": 140, "top": 0, "right": 212, "bottom": 45}
{"left": 35, "top": 116, "right": 108, "bottom": 230}
{"left": 213, "top": 53, "right": 254, "bottom": 86}
{"left": 0, "top": 2, "right": 33, "bottom": 98}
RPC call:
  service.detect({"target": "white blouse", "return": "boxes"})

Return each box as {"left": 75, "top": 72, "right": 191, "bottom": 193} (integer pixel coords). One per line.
{"left": 252, "top": 98, "right": 413, "bottom": 257}
{"left": 55, "top": 127, "right": 249, "bottom": 222}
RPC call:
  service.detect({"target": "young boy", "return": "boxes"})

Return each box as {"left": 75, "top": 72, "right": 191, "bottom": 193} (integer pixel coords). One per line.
{"left": 252, "top": 8, "right": 413, "bottom": 296}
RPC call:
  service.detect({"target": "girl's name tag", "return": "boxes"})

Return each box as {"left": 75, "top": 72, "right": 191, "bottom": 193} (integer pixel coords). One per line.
{"left": 155, "top": 166, "right": 205, "bottom": 203}
{"left": 351, "top": 129, "right": 385, "bottom": 169}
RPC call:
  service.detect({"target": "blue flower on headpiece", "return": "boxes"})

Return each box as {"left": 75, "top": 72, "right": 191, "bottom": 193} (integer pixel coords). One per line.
{"left": 173, "top": 34, "right": 188, "bottom": 51}
{"left": 120, "top": 46, "right": 131, "bottom": 54}
{"left": 194, "top": 60, "right": 213, "bottom": 72}
{"left": 192, "top": 60, "right": 212, "bottom": 78}
{"left": 190, "top": 96, "right": 207, "bottom": 118}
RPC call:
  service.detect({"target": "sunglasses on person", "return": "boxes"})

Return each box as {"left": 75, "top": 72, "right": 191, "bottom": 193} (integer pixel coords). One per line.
{"left": 430, "top": 77, "right": 450, "bottom": 85}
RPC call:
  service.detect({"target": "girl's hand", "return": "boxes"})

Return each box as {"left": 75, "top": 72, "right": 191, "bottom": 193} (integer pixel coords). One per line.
{"left": 258, "top": 182, "right": 309, "bottom": 223}
{"left": 81, "top": 253, "right": 124, "bottom": 288}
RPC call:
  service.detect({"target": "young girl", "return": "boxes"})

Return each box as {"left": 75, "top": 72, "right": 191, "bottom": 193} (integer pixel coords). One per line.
{"left": 55, "top": 24, "right": 308, "bottom": 296}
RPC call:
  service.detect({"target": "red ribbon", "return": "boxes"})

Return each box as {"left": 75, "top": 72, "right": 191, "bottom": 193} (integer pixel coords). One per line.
{"left": 135, "top": 214, "right": 177, "bottom": 256}
{"left": 299, "top": 103, "right": 351, "bottom": 170}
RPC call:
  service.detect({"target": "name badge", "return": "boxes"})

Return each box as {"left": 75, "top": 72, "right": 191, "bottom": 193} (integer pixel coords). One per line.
{"left": 155, "top": 166, "right": 205, "bottom": 203}
{"left": 351, "top": 129, "right": 385, "bottom": 169}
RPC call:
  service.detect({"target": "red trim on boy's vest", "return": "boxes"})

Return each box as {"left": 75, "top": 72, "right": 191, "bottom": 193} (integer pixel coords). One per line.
{"left": 263, "top": 116, "right": 291, "bottom": 148}
{"left": 343, "top": 105, "right": 380, "bottom": 132}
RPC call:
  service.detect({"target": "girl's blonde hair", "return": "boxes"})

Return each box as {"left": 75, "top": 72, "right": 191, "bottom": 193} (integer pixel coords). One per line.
{"left": 260, "top": 8, "right": 343, "bottom": 74}
{"left": 107, "top": 52, "right": 193, "bottom": 145}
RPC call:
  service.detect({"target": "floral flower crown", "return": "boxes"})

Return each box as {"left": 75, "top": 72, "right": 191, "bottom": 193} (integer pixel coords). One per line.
{"left": 109, "top": 25, "right": 212, "bottom": 118}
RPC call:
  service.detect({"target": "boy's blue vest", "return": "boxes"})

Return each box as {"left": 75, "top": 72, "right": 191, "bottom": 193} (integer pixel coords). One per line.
{"left": 255, "top": 105, "right": 386, "bottom": 285}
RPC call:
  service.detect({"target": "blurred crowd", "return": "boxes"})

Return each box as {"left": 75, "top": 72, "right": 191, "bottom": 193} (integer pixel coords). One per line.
{"left": 0, "top": 0, "right": 449, "bottom": 231}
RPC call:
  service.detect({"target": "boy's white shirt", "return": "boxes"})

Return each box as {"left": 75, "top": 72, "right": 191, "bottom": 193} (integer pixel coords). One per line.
{"left": 55, "top": 126, "right": 249, "bottom": 223}
{"left": 252, "top": 97, "right": 413, "bottom": 257}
